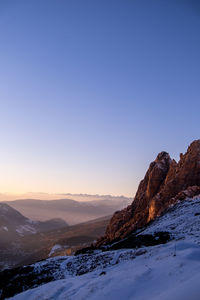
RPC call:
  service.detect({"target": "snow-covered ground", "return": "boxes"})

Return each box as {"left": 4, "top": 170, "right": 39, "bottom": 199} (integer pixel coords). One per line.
{"left": 9, "top": 196, "right": 200, "bottom": 300}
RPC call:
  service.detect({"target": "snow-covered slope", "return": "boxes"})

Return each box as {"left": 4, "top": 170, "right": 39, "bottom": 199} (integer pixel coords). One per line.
{"left": 4, "top": 196, "right": 200, "bottom": 300}
{"left": 10, "top": 241, "right": 200, "bottom": 300}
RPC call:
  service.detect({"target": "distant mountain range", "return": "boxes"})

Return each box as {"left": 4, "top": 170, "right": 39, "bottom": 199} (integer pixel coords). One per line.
{"left": 4, "top": 196, "right": 131, "bottom": 225}
{"left": 0, "top": 195, "right": 131, "bottom": 270}
{"left": 0, "top": 202, "right": 68, "bottom": 238}
{"left": 0, "top": 192, "right": 131, "bottom": 202}
{"left": 0, "top": 202, "right": 111, "bottom": 270}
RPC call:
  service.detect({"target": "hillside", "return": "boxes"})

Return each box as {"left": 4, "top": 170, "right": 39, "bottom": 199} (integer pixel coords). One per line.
{"left": 2, "top": 194, "right": 200, "bottom": 299}
{"left": 0, "top": 203, "right": 68, "bottom": 270}
{"left": 0, "top": 203, "right": 110, "bottom": 271}
{"left": 0, "top": 202, "right": 68, "bottom": 240}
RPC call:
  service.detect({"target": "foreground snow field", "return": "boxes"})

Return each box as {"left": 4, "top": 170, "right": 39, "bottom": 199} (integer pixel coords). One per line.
{"left": 9, "top": 196, "right": 200, "bottom": 300}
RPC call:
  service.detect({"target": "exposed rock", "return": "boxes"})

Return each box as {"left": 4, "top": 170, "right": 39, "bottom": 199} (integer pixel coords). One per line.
{"left": 97, "top": 140, "right": 200, "bottom": 246}
{"left": 168, "top": 186, "right": 200, "bottom": 206}
{"left": 148, "top": 140, "right": 200, "bottom": 220}
{"left": 106, "top": 232, "right": 171, "bottom": 251}
{"left": 75, "top": 231, "right": 170, "bottom": 255}
{"left": 99, "top": 271, "right": 106, "bottom": 276}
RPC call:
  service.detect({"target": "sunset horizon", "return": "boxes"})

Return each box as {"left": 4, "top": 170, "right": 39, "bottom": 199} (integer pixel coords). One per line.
{"left": 0, "top": 1, "right": 199, "bottom": 299}
{"left": 0, "top": 1, "right": 199, "bottom": 199}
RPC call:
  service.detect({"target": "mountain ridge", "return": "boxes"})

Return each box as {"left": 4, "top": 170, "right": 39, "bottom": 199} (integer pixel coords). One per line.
{"left": 97, "top": 139, "right": 200, "bottom": 245}
{"left": 5, "top": 197, "right": 131, "bottom": 225}
{"left": 0, "top": 203, "right": 110, "bottom": 271}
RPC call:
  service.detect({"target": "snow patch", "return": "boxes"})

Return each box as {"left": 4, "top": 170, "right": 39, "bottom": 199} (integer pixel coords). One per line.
{"left": 49, "top": 245, "right": 62, "bottom": 257}
{"left": 2, "top": 226, "right": 8, "bottom": 231}
{"left": 16, "top": 225, "right": 37, "bottom": 235}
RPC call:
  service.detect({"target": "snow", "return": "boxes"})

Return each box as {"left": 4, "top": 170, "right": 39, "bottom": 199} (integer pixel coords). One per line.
{"left": 9, "top": 196, "right": 200, "bottom": 300}
{"left": 16, "top": 224, "right": 37, "bottom": 235}
{"left": 10, "top": 241, "right": 200, "bottom": 300}
{"left": 27, "top": 219, "right": 38, "bottom": 225}
{"left": 49, "top": 244, "right": 62, "bottom": 257}
{"left": 2, "top": 226, "right": 8, "bottom": 231}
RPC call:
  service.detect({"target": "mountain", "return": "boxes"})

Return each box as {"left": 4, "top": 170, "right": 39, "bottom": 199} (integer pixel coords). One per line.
{"left": 5, "top": 196, "right": 131, "bottom": 225}
{"left": 0, "top": 203, "right": 68, "bottom": 238}
{"left": 0, "top": 203, "right": 110, "bottom": 271}
{"left": 2, "top": 194, "right": 200, "bottom": 299}
{"left": 97, "top": 139, "right": 200, "bottom": 245}
{"left": 0, "top": 193, "right": 131, "bottom": 202}
{"left": 0, "top": 203, "right": 69, "bottom": 270}
{"left": 17, "top": 214, "right": 111, "bottom": 269}
{"left": 1, "top": 140, "right": 200, "bottom": 299}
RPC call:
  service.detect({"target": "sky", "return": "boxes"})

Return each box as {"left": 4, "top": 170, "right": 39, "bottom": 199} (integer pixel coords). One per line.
{"left": 0, "top": 0, "right": 199, "bottom": 197}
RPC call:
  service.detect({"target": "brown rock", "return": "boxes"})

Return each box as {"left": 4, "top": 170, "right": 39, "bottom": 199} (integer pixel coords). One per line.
{"left": 169, "top": 185, "right": 200, "bottom": 204}
{"left": 97, "top": 140, "right": 200, "bottom": 246}
{"left": 97, "top": 151, "right": 172, "bottom": 245}
{"left": 148, "top": 139, "right": 200, "bottom": 220}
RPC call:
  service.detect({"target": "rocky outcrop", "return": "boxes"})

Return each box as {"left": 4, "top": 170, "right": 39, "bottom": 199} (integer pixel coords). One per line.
{"left": 148, "top": 140, "right": 200, "bottom": 220}
{"left": 97, "top": 140, "right": 200, "bottom": 246}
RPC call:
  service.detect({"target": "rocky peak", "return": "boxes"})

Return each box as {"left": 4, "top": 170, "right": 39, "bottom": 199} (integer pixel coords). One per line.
{"left": 97, "top": 140, "right": 200, "bottom": 246}
{"left": 148, "top": 139, "right": 200, "bottom": 221}
{"left": 155, "top": 151, "right": 170, "bottom": 162}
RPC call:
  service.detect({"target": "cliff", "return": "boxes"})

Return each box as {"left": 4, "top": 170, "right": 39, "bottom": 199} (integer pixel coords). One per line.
{"left": 97, "top": 139, "right": 200, "bottom": 245}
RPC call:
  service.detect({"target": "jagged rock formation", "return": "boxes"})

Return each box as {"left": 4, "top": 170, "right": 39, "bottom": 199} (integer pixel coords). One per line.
{"left": 97, "top": 140, "right": 200, "bottom": 245}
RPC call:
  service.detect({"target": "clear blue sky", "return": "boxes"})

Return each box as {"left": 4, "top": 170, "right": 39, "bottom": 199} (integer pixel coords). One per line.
{"left": 0, "top": 0, "right": 199, "bottom": 196}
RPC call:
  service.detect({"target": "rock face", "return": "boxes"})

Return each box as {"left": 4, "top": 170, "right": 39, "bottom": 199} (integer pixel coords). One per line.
{"left": 97, "top": 140, "right": 200, "bottom": 246}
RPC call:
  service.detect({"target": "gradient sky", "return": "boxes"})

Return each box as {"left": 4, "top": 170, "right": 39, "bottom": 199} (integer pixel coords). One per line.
{"left": 0, "top": 0, "right": 199, "bottom": 197}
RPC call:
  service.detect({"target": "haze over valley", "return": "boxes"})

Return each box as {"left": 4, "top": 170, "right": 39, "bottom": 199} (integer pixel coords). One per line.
{"left": 0, "top": 194, "right": 130, "bottom": 270}
{"left": 0, "top": 0, "right": 199, "bottom": 299}
{"left": 2, "top": 194, "right": 131, "bottom": 225}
